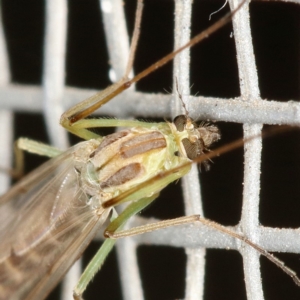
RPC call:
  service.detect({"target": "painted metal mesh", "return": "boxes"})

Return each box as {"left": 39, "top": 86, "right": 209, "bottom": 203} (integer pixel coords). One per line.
{"left": 0, "top": 0, "right": 300, "bottom": 299}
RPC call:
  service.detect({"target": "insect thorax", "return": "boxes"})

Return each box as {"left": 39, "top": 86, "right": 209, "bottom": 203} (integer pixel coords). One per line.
{"left": 74, "top": 125, "right": 189, "bottom": 208}
{"left": 73, "top": 116, "right": 220, "bottom": 210}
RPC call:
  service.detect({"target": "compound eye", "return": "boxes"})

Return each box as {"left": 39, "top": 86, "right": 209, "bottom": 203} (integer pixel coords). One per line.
{"left": 173, "top": 115, "right": 188, "bottom": 132}
{"left": 182, "top": 138, "right": 203, "bottom": 160}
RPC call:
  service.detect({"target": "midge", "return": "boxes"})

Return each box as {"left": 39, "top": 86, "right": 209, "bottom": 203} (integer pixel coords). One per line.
{"left": 0, "top": 1, "right": 299, "bottom": 300}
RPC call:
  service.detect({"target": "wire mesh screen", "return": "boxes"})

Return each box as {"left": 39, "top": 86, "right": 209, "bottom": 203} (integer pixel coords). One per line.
{"left": 1, "top": 0, "right": 300, "bottom": 299}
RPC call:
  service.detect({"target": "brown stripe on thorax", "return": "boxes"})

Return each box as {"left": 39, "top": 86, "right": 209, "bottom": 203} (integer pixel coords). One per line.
{"left": 86, "top": 129, "right": 167, "bottom": 192}
{"left": 89, "top": 130, "right": 130, "bottom": 158}
{"left": 120, "top": 131, "right": 166, "bottom": 158}
{"left": 100, "top": 163, "right": 143, "bottom": 189}
{"left": 91, "top": 130, "right": 166, "bottom": 173}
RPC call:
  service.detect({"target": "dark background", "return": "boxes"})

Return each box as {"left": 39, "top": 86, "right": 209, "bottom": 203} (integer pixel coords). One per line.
{"left": 1, "top": 0, "right": 300, "bottom": 299}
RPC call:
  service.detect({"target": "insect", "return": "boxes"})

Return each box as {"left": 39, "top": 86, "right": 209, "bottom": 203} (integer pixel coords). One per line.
{"left": 1, "top": 1, "right": 300, "bottom": 299}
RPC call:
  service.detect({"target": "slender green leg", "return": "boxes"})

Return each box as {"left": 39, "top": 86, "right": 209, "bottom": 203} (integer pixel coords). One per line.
{"left": 73, "top": 238, "right": 116, "bottom": 300}
{"left": 71, "top": 118, "right": 165, "bottom": 131}
{"left": 73, "top": 195, "right": 158, "bottom": 300}
{"left": 16, "top": 138, "right": 62, "bottom": 158}
{"left": 1, "top": 138, "right": 63, "bottom": 179}
{"left": 61, "top": 117, "right": 167, "bottom": 141}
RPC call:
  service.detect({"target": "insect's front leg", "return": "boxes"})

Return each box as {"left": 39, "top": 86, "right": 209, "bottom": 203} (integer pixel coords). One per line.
{"left": 59, "top": 80, "right": 163, "bottom": 141}
{"left": 60, "top": 0, "right": 246, "bottom": 142}
{"left": 61, "top": 110, "right": 166, "bottom": 141}
{"left": 60, "top": 80, "right": 131, "bottom": 140}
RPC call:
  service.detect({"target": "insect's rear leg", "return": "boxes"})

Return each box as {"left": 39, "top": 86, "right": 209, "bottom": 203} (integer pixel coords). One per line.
{"left": 16, "top": 137, "right": 62, "bottom": 158}
{"left": 0, "top": 138, "right": 63, "bottom": 179}
{"left": 108, "top": 213, "right": 300, "bottom": 289}
{"left": 14, "top": 138, "right": 63, "bottom": 177}
{"left": 73, "top": 194, "right": 158, "bottom": 300}
{"left": 105, "top": 215, "right": 200, "bottom": 239}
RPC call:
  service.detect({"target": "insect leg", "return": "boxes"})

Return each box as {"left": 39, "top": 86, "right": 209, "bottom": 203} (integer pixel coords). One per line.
{"left": 60, "top": 80, "right": 131, "bottom": 139}
{"left": 61, "top": 0, "right": 145, "bottom": 140}
{"left": 73, "top": 195, "right": 158, "bottom": 300}
{"left": 73, "top": 238, "right": 116, "bottom": 300}
{"left": 105, "top": 215, "right": 200, "bottom": 239}
{"left": 0, "top": 138, "right": 63, "bottom": 179}
{"left": 16, "top": 137, "right": 62, "bottom": 158}
{"left": 61, "top": 116, "right": 166, "bottom": 141}
{"left": 69, "top": 118, "right": 164, "bottom": 137}
{"left": 102, "top": 162, "right": 192, "bottom": 209}
{"left": 14, "top": 138, "right": 63, "bottom": 177}
{"left": 107, "top": 215, "right": 300, "bottom": 288}
{"left": 61, "top": 0, "right": 246, "bottom": 140}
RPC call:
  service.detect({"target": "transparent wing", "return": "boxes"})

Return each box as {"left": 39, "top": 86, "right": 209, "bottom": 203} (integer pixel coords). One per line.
{"left": 0, "top": 144, "right": 110, "bottom": 300}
